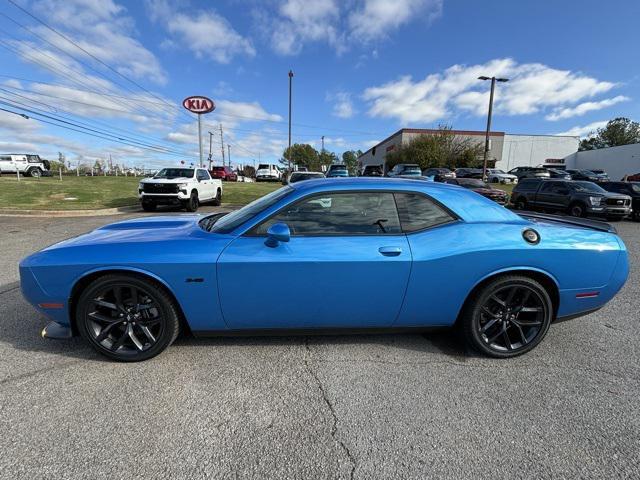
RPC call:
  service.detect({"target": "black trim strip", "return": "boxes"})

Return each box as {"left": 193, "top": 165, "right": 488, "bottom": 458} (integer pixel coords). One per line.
{"left": 518, "top": 211, "right": 617, "bottom": 233}
{"left": 192, "top": 325, "right": 449, "bottom": 337}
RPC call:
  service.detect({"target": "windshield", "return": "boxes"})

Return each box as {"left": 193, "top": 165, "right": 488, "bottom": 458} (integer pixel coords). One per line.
{"left": 208, "top": 186, "right": 293, "bottom": 233}
{"left": 329, "top": 165, "right": 347, "bottom": 170}
{"left": 257, "top": 164, "right": 270, "bottom": 170}
{"left": 571, "top": 181, "right": 606, "bottom": 193}
{"left": 290, "top": 173, "right": 323, "bottom": 183}
{"left": 403, "top": 166, "right": 422, "bottom": 174}
{"left": 211, "top": 166, "right": 225, "bottom": 171}
{"left": 490, "top": 169, "right": 505, "bottom": 174}
{"left": 155, "top": 168, "right": 193, "bottom": 178}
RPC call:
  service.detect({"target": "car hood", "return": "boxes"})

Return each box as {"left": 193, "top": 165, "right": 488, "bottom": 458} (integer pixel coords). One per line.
{"left": 473, "top": 188, "right": 506, "bottom": 195}
{"left": 41, "top": 215, "right": 207, "bottom": 251}
{"left": 140, "top": 177, "right": 191, "bottom": 183}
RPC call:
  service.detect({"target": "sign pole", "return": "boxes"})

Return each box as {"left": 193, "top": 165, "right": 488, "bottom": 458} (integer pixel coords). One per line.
{"left": 197, "top": 113, "right": 204, "bottom": 168}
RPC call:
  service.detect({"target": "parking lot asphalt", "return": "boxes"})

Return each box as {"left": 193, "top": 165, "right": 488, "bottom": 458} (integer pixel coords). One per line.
{"left": 0, "top": 211, "right": 639, "bottom": 479}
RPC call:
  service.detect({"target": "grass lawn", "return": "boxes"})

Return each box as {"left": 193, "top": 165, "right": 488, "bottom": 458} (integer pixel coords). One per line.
{"left": 0, "top": 175, "right": 281, "bottom": 211}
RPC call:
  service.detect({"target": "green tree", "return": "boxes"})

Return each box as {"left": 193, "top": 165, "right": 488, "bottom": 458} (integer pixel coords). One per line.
{"left": 385, "top": 125, "right": 484, "bottom": 170}
{"left": 342, "top": 149, "right": 362, "bottom": 175}
{"left": 282, "top": 143, "right": 319, "bottom": 170}
{"left": 318, "top": 151, "right": 338, "bottom": 171}
{"left": 579, "top": 117, "right": 640, "bottom": 150}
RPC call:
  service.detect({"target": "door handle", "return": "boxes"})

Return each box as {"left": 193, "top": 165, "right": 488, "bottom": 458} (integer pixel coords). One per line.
{"left": 378, "top": 246, "right": 402, "bottom": 257}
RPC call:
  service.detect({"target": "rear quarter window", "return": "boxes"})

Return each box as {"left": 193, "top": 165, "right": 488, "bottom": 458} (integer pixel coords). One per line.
{"left": 394, "top": 193, "right": 456, "bottom": 232}
{"left": 515, "top": 179, "right": 540, "bottom": 192}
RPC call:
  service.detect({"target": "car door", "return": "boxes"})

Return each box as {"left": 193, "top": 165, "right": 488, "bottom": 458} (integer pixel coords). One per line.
{"left": 536, "top": 182, "right": 568, "bottom": 210}
{"left": 216, "top": 191, "right": 412, "bottom": 329}
{"left": 196, "top": 169, "right": 213, "bottom": 200}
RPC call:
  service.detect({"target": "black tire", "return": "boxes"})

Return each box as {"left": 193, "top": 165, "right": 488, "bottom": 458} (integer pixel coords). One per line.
{"left": 141, "top": 202, "right": 156, "bottom": 212}
{"left": 514, "top": 197, "right": 527, "bottom": 210}
{"left": 568, "top": 202, "right": 586, "bottom": 217}
{"left": 184, "top": 191, "right": 199, "bottom": 212}
{"left": 28, "top": 168, "right": 42, "bottom": 178}
{"left": 461, "top": 275, "right": 553, "bottom": 358}
{"left": 76, "top": 274, "right": 180, "bottom": 362}
{"left": 212, "top": 188, "right": 222, "bottom": 206}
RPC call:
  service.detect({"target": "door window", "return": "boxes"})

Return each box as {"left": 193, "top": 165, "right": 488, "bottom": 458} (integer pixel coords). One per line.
{"left": 196, "top": 169, "right": 210, "bottom": 181}
{"left": 252, "top": 192, "right": 402, "bottom": 236}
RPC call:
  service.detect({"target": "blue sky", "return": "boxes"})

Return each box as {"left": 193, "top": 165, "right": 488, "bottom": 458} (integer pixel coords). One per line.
{"left": 0, "top": 0, "right": 638, "bottom": 169}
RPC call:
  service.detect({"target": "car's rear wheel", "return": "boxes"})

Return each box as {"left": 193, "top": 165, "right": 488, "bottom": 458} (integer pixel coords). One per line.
{"left": 184, "top": 191, "right": 199, "bottom": 212}
{"left": 569, "top": 202, "right": 586, "bottom": 217}
{"left": 462, "top": 275, "right": 553, "bottom": 358}
{"left": 76, "top": 274, "right": 180, "bottom": 361}
{"left": 212, "top": 188, "right": 222, "bottom": 206}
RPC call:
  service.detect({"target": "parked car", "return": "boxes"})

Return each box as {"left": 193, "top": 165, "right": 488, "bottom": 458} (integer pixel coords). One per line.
{"left": 511, "top": 178, "right": 632, "bottom": 219}
{"left": 508, "top": 166, "right": 551, "bottom": 180}
{"left": 624, "top": 172, "right": 640, "bottom": 181}
{"left": 545, "top": 168, "right": 572, "bottom": 180}
{"left": 256, "top": 164, "right": 282, "bottom": 182}
{"left": 23, "top": 178, "right": 629, "bottom": 362}
{"left": 387, "top": 163, "right": 422, "bottom": 177}
{"left": 361, "top": 165, "right": 383, "bottom": 177}
{"left": 485, "top": 169, "right": 518, "bottom": 184}
{"left": 590, "top": 169, "right": 610, "bottom": 182}
{"left": 444, "top": 178, "right": 509, "bottom": 205}
{"left": 393, "top": 175, "right": 434, "bottom": 181}
{"left": 565, "top": 169, "right": 600, "bottom": 182}
{"left": 326, "top": 166, "right": 349, "bottom": 178}
{"left": 209, "top": 166, "right": 238, "bottom": 182}
{"left": 287, "top": 171, "right": 325, "bottom": 184}
{"left": 454, "top": 168, "right": 483, "bottom": 178}
{"left": 600, "top": 181, "right": 640, "bottom": 221}
{"left": 138, "top": 167, "right": 222, "bottom": 212}
{"left": 0, "top": 153, "right": 50, "bottom": 177}
{"left": 423, "top": 167, "right": 456, "bottom": 182}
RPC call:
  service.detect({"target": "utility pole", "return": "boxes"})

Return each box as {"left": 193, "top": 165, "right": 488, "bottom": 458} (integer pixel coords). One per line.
{"left": 219, "top": 124, "right": 225, "bottom": 166}
{"left": 321, "top": 135, "right": 325, "bottom": 153}
{"left": 208, "top": 131, "right": 213, "bottom": 169}
{"left": 227, "top": 145, "right": 231, "bottom": 166}
{"left": 478, "top": 75, "right": 509, "bottom": 181}
{"left": 288, "top": 70, "right": 294, "bottom": 171}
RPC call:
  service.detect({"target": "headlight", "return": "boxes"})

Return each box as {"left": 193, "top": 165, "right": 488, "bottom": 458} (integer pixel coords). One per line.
{"left": 177, "top": 183, "right": 188, "bottom": 190}
{"left": 589, "top": 196, "right": 602, "bottom": 206}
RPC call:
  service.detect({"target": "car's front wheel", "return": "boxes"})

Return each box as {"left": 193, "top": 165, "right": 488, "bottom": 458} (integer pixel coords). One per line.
{"left": 28, "top": 168, "right": 42, "bottom": 178}
{"left": 76, "top": 274, "right": 180, "bottom": 361}
{"left": 462, "top": 275, "right": 553, "bottom": 358}
{"left": 184, "top": 191, "right": 199, "bottom": 212}
{"left": 569, "top": 202, "right": 586, "bottom": 217}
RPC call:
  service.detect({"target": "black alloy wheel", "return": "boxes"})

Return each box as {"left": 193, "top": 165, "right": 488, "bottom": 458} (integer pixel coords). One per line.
{"left": 569, "top": 202, "right": 585, "bottom": 217}
{"left": 212, "top": 188, "right": 222, "bottom": 206}
{"left": 185, "top": 191, "right": 199, "bottom": 212}
{"left": 77, "top": 274, "right": 180, "bottom": 361}
{"left": 463, "top": 275, "right": 552, "bottom": 358}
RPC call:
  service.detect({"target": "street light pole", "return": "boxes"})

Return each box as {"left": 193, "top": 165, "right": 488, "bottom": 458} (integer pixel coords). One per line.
{"left": 288, "top": 70, "right": 293, "bottom": 172}
{"left": 478, "top": 76, "right": 508, "bottom": 181}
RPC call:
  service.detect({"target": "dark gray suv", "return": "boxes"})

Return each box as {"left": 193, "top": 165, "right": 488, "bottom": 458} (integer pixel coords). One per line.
{"left": 511, "top": 179, "right": 632, "bottom": 219}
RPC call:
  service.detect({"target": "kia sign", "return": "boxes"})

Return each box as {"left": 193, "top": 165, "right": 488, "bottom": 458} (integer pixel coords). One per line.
{"left": 182, "top": 96, "right": 215, "bottom": 114}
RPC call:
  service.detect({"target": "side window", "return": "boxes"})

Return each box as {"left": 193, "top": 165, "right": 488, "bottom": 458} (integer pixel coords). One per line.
{"left": 539, "top": 182, "right": 555, "bottom": 193}
{"left": 197, "top": 169, "right": 210, "bottom": 180}
{"left": 394, "top": 193, "right": 455, "bottom": 232}
{"left": 252, "top": 192, "right": 402, "bottom": 236}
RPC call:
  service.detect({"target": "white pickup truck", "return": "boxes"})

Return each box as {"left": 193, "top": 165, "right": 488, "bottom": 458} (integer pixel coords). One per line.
{"left": 138, "top": 167, "right": 222, "bottom": 212}
{"left": 0, "top": 154, "right": 50, "bottom": 177}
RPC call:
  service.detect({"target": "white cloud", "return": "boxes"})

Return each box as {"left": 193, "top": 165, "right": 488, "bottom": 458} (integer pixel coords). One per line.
{"left": 146, "top": 0, "right": 254, "bottom": 63}
{"left": 327, "top": 92, "right": 356, "bottom": 118}
{"left": 349, "top": 0, "right": 442, "bottom": 43}
{"left": 215, "top": 100, "right": 283, "bottom": 123}
{"left": 256, "top": 0, "right": 441, "bottom": 55}
{"left": 546, "top": 95, "right": 629, "bottom": 121}
{"left": 363, "top": 58, "right": 621, "bottom": 124}
{"left": 555, "top": 121, "right": 608, "bottom": 138}
{"left": 31, "top": 0, "right": 167, "bottom": 84}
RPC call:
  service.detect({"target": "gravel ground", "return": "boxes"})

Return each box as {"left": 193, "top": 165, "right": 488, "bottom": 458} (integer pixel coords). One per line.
{"left": 0, "top": 211, "right": 638, "bottom": 479}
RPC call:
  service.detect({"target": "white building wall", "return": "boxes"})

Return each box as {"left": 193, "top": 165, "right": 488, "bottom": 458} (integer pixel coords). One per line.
{"left": 498, "top": 135, "right": 579, "bottom": 171}
{"left": 565, "top": 143, "right": 640, "bottom": 181}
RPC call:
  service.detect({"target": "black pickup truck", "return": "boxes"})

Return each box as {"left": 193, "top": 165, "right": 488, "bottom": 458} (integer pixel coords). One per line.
{"left": 511, "top": 178, "right": 632, "bottom": 219}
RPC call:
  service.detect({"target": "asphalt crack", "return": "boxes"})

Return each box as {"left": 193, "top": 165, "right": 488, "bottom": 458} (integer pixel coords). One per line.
{"left": 304, "top": 338, "right": 356, "bottom": 480}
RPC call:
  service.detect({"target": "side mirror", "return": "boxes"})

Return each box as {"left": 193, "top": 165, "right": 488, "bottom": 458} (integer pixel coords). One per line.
{"left": 265, "top": 223, "right": 290, "bottom": 248}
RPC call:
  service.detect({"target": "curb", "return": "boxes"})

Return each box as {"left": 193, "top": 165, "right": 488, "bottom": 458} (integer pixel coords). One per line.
{"left": 0, "top": 203, "right": 241, "bottom": 218}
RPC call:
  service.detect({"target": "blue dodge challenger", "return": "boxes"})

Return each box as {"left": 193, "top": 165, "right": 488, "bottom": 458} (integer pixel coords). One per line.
{"left": 20, "top": 178, "right": 629, "bottom": 361}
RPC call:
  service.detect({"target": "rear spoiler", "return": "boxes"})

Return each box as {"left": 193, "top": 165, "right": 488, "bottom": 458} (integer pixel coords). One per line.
{"left": 517, "top": 211, "right": 617, "bottom": 233}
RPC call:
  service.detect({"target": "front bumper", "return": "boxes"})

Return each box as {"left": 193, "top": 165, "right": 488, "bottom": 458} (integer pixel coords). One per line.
{"left": 139, "top": 192, "right": 189, "bottom": 204}
{"left": 587, "top": 205, "right": 632, "bottom": 217}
